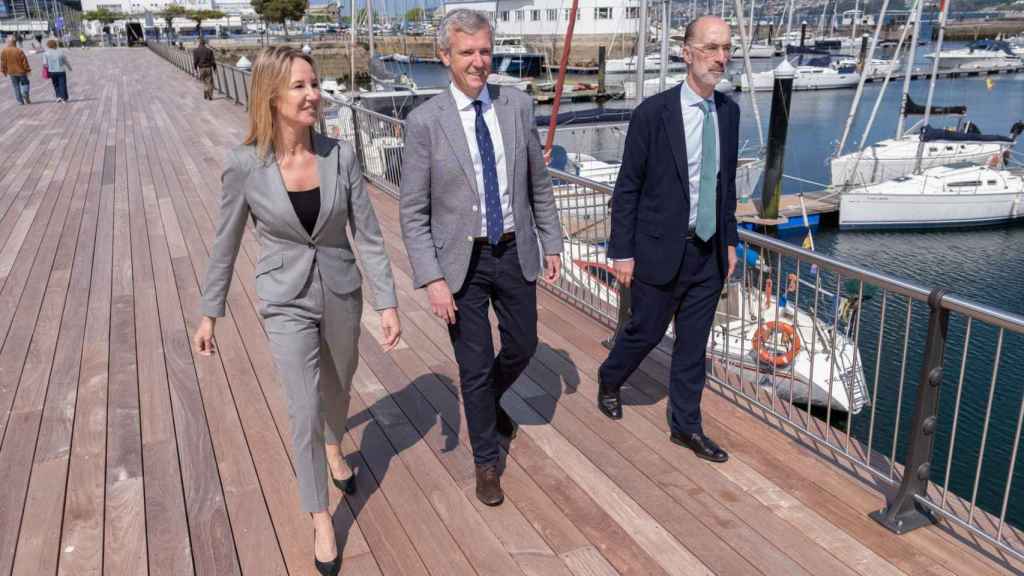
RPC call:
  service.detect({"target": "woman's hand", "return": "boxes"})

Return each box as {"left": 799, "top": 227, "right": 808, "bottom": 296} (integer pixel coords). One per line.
{"left": 193, "top": 316, "right": 217, "bottom": 356}
{"left": 380, "top": 308, "right": 402, "bottom": 352}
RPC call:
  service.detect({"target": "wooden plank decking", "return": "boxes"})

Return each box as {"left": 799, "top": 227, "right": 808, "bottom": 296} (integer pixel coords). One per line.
{"left": 0, "top": 47, "right": 1021, "bottom": 576}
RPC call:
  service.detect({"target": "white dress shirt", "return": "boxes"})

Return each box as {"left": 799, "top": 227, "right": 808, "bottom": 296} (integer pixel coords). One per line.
{"left": 680, "top": 79, "right": 720, "bottom": 230}
{"left": 450, "top": 83, "right": 514, "bottom": 236}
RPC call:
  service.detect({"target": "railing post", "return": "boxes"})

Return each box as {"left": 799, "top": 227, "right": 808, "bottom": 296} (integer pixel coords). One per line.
{"left": 870, "top": 287, "right": 949, "bottom": 534}
{"left": 351, "top": 107, "right": 366, "bottom": 172}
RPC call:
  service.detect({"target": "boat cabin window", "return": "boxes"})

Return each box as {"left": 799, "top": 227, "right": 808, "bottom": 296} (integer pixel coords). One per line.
{"left": 947, "top": 180, "right": 982, "bottom": 188}
{"left": 929, "top": 147, "right": 938, "bottom": 153}
{"left": 987, "top": 180, "right": 997, "bottom": 185}
{"left": 945, "top": 146, "right": 954, "bottom": 151}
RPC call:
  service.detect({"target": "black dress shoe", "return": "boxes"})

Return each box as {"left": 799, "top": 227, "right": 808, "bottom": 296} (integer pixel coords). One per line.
{"left": 496, "top": 406, "right": 518, "bottom": 440}
{"left": 332, "top": 471, "right": 356, "bottom": 495}
{"left": 597, "top": 376, "right": 622, "bottom": 420}
{"left": 670, "top": 432, "right": 729, "bottom": 463}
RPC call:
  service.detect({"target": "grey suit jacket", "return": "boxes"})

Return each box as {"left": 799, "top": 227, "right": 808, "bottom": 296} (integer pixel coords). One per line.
{"left": 399, "top": 84, "right": 563, "bottom": 293}
{"left": 200, "top": 133, "right": 397, "bottom": 318}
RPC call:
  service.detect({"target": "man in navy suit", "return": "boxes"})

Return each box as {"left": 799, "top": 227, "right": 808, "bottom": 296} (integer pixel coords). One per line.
{"left": 597, "top": 16, "right": 739, "bottom": 463}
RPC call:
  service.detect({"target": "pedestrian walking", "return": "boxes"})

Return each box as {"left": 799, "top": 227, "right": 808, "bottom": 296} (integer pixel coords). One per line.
{"left": 1, "top": 36, "right": 31, "bottom": 104}
{"left": 193, "top": 46, "right": 400, "bottom": 576}
{"left": 399, "top": 9, "right": 563, "bottom": 507}
{"left": 42, "top": 38, "right": 72, "bottom": 102}
{"left": 192, "top": 37, "right": 216, "bottom": 100}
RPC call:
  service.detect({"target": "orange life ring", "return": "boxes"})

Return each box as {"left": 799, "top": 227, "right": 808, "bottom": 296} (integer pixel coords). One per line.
{"left": 751, "top": 321, "right": 802, "bottom": 367}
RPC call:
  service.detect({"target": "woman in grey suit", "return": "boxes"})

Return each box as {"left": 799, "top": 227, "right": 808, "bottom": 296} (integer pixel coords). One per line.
{"left": 192, "top": 46, "right": 400, "bottom": 576}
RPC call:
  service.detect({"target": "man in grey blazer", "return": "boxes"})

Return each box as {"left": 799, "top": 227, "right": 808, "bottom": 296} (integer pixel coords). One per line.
{"left": 399, "top": 9, "right": 563, "bottom": 506}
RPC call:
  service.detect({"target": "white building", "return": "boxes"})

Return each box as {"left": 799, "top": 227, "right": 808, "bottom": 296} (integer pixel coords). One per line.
{"left": 80, "top": 0, "right": 253, "bottom": 34}
{"left": 443, "top": 0, "right": 642, "bottom": 37}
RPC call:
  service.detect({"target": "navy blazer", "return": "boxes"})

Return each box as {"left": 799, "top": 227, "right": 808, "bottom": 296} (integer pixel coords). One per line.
{"left": 607, "top": 84, "right": 740, "bottom": 286}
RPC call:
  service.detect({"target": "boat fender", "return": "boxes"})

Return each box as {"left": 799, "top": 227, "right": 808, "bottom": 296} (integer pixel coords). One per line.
{"left": 751, "top": 321, "right": 802, "bottom": 367}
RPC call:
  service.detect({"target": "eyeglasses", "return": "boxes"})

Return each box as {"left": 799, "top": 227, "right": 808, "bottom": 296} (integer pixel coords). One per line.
{"left": 689, "top": 43, "right": 733, "bottom": 57}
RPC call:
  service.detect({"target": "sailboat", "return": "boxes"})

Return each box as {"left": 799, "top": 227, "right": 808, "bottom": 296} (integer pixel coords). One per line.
{"left": 830, "top": 97, "right": 1023, "bottom": 187}
{"left": 736, "top": 55, "right": 861, "bottom": 92}
{"left": 838, "top": 0, "right": 1024, "bottom": 229}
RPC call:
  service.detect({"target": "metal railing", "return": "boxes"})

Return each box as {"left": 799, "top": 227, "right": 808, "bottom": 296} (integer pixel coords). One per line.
{"left": 147, "top": 40, "right": 252, "bottom": 109}
{"left": 145, "top": 54, "right": 1024, "bottom": 564}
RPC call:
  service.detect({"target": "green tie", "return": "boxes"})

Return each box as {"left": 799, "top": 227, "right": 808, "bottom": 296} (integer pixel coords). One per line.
{"left": 696, "top": 100, "right": 717, "bottom": 242}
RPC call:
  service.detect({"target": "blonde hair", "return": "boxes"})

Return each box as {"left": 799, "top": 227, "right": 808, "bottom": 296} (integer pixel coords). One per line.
{"left": 46, "top": 38, "right": 58, "bottom": 49}
{"left": 244, "top": 46, "right": 319, "bottom": 160}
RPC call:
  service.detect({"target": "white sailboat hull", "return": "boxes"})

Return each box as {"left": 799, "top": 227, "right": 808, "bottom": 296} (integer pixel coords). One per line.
{"left": 738, "top": 66, "right": 861, "bottom": 91}
{"left": 830, "top": 134, "right": 1008, "bottom": 187}
{"left": 839, "top": 166, "right": 1024, "bottom": 229}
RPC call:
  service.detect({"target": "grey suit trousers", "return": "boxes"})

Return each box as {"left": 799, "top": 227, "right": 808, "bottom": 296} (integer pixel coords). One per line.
{"left": 261, "top": 263, "right": 362, "bottom": 513}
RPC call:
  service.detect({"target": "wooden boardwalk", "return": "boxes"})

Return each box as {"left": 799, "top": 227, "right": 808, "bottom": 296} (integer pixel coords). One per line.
{"left": 0, "top": 47, "right": 1021, "bottom": 576}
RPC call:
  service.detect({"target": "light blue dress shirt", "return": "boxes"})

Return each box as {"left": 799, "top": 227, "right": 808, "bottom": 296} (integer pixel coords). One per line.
{"left": 449, "top": 83, "right": 514, "bottom": 236}
{"left": 680, "top": 80, "right": 720, "bottom": 230}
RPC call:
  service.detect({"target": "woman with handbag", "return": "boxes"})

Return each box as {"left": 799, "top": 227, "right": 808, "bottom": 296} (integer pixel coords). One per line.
{"left": 42, "top": 38, "right": 71, "bottom": 102}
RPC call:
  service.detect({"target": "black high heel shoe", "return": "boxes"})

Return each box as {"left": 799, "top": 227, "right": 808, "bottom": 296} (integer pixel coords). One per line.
{"left": 332, "top": 470, "right": 356, "bottom": 495}
{"left": 315, "top": 555, "right": 341, "bottom": 576}
{"left": 313, "top": 528, "right": 341, "bottom": 576}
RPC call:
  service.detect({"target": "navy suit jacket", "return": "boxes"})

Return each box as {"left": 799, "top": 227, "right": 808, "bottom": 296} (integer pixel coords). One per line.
{"left": 607, "top": 84, "right": 740, "bottom": 286}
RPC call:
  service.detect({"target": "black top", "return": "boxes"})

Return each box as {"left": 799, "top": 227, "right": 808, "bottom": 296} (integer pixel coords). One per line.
{"left": 288, "top": 187, "right": 320, "bottom": 236}
{"left": 192, "top": 44, "right": 216, "bottom": 68}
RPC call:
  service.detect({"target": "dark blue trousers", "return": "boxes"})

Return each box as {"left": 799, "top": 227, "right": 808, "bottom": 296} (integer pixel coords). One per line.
{"left": 599, "top": 235, "right": 723, "bottom": 435}
{"left": 50, "top": 71, "right": 68, "bottom": 101}
{"left": 449, "top": 237, "right": 538, "bottom": 465}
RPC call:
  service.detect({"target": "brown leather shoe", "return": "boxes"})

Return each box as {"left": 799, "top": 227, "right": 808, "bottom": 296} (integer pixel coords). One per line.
{"left": 475, "top": 464, "right": 504, "bottom": 506}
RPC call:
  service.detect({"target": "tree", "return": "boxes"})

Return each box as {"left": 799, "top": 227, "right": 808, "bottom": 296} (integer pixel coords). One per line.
{"left": 404, "top": 7, "right": 424, "bottom": 22}
{"left": 253, "top": 0, "right": 307, "bottom": 40}
{"left": 186, "top": 8, "right": 226, "bottom": 37}
{"left": 158, "top": 3, "right": 188, "bottom": 40}
{"left": 82, "top": 7, "right": 122, "bottom": 26}
{"left": 83, "top": 7, "right": 122, "bottom": 45}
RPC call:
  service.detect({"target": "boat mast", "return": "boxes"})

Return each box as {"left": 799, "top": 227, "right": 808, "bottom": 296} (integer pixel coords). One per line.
{"left": 350, "top": 0, "right": 357, "bottom": 94}
{"left": 836, "top": 0, "right": 890, "bottom": 156}
{"left": 636, "top": 0, "right": 648, "bottom": 99}
{"left": 543, "top": 0, "right": 580, "bottom": 152}
{"left": 851, "top": 0, "right": 859, "bottom": 39}
{"left": 734, "top": 0, "right": 765, "bottom": 148}
{"left": 747, "top": 0, "right": 754, "bottom": 49}
{"left": 913, "top": 0, "right": 951, "bottom": 174}
{"left": 785, "top": 0, "right": 795, "bottom": 46}
{"left": 817, "top": 0, "right": 827, "bottom": 38}
{"left": 659, "top": 0, "right": 670, "bottom": 92}
{"left": 895, "top": 0, "right": 924, "bottom": 138}
{"left": 842, "top": 12, "right": 914, "bottom": 188}
{"left": 367, "top": 0, "right": 375, "bottom": 65}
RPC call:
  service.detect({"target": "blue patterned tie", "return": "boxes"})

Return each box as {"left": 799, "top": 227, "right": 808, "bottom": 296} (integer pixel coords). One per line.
{"left": 473, "top": 100, "right": 503, "bottom": 245}
{"left": 696, "top": 100, "right": 717, "bottom": 242}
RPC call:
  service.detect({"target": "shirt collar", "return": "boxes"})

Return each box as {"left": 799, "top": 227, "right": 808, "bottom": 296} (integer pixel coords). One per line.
{"left": 450, "top": 82, "right": 492, "bottom": 111}
{"left": 681, "top": 78, "right": 714, "bottom": 111}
